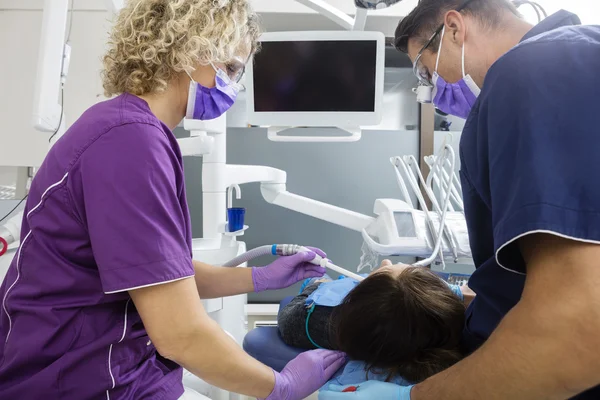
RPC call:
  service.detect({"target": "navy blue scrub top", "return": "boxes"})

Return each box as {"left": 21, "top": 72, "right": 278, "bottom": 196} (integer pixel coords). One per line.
{"left": 460, "top": 10, "right": 600, "bottom": 399}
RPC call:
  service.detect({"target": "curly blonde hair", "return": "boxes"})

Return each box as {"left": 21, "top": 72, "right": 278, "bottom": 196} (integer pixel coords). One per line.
{"left": 102, "top": 0, "right": 260, "bottom": 97}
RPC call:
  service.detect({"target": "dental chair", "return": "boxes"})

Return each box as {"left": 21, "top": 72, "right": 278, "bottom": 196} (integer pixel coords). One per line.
{"left": 243, "top": 296, "right": 306, "bottom": 371}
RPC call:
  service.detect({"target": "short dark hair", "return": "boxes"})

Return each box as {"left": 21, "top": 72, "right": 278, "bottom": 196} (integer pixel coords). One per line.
{"left": 330, "top": 267, "right": 465, "bottom": 383}
{"left": 394, "top": 0, "right": 520, "bottom": 54}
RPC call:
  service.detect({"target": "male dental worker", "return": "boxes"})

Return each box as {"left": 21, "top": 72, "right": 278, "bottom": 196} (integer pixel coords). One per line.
{"left": 321, "top": 1, "right": 600, "bottom": 399}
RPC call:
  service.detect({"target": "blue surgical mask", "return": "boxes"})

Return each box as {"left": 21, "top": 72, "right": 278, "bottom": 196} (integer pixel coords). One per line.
{"left": 432, "top": 27, "right": 481, "bottom": 119}
{"left": 305, "top": 275, "right": 367, "bottom": 307}
{"left": 185, "top": 63, "right": 239, "bottom": 120}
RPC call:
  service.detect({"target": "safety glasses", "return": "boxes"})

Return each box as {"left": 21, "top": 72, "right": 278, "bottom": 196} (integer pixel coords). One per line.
{"left": 412, "top": 0, "right": 478, "bottom": 87}
{"left": 212, "top": 56, "right": 247, "bottom": 85}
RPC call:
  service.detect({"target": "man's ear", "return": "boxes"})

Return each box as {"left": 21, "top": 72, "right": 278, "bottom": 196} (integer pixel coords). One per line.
{"left": 444, "top": 10, "right": 467, "bottom": 46}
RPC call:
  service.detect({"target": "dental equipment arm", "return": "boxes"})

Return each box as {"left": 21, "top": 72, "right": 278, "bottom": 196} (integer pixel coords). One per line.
{"left": 130, "top": 277, "right": 343, "bottom": 399}
{"left": 411, "top": 146, "right": 456, "bottom": 267}
{"left": 425, "top": 155, "right": 463, "bottom": 210}
{"left": 391, "top": 154, "right": 454, "bottom": 266}
{"left": 410, "top": 234, "right": 600, "bottom": 400}
{"left": 390, "top": 158, "right": 415, "bottom": 208}
{"left": 258, "top": 170, "right": 469, "bottom": 265}
{"left": 258, "top": 179, "right": 374, "bottom": 279}
{"left": 261, "top": 184, "right": 375, "bottom": 233}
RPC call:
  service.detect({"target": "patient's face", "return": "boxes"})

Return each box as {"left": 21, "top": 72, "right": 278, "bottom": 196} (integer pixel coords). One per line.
{"left": 373, "top": 259, "right": 410, "bottom": 278}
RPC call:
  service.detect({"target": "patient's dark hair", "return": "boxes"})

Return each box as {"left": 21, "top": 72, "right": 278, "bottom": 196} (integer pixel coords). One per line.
{"left": 330, "top": 267, "right": 465, "bottom": 383}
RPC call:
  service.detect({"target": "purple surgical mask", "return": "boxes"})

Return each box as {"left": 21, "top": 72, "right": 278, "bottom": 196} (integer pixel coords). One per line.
{"left": 432, "top": 27, "right": 481, "bottom": 119}
{"left": 186, "top": 63, "right": 239, "bottom": 120}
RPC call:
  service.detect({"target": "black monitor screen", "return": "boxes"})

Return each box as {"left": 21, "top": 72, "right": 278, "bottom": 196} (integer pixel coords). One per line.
{"left": 252, "top": 40, "right": 377, "bottom": 112}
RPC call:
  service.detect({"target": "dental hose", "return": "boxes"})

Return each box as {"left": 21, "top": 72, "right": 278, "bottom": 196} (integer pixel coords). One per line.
{"left": 221, "top": 245, "right": 276, "bottom": 267}
{"left": 222, "top": 244, "right": 365, "bottom": 281}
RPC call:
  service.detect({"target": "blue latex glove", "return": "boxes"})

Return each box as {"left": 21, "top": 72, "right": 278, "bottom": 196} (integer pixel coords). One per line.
{"left": 252, "top": 247, "right": 327, "bottom": 292}
{"left": 261, "top": 349, "right": 347, "bottom": 400}
{"left": 318, "top": 381, "right": 414, "bottom": 400}
{"left": 445, "top": 282, "right": 464, "bottom": 301}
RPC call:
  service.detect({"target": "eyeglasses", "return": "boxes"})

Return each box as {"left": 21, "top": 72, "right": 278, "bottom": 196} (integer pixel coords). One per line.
{"left": 412, "top": 0, "right": 477, "bottom": 87}
{"left": 213, "top": 56, "right": 247, "bottom": 84}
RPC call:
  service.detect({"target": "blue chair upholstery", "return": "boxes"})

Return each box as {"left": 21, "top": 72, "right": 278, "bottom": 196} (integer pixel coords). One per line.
{"left": 243, "top": 296, "right": 306, "bottom": 372}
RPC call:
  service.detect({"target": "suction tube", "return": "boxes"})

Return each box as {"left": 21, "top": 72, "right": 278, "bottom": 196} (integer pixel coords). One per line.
{"left": 221, "top": 244, "right": 365, "bottom": 281}
{"left": 221, "top": 245, "right": 303, "bottom": 267}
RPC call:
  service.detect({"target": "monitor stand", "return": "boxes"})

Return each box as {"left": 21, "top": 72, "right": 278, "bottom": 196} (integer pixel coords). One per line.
{"left": 266, "top": 126, "right": 362, "bottom": 142}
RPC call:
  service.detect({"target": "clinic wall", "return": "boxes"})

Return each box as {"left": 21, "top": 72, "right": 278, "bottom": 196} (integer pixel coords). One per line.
{"left": 0, "top": 8, "right": 110, "bottom": 168}
{"left": 0, "top": 167, "right": 16, "bottom": 187}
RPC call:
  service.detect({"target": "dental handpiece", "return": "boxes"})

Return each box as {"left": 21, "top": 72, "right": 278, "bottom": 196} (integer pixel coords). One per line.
{"left": 297, "top": 246, "right": 365, "bottom": 282}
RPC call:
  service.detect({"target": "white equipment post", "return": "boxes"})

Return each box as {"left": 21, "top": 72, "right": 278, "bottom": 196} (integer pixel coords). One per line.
{"left": 32, "top": 0, "right": 69, "bottom": 134}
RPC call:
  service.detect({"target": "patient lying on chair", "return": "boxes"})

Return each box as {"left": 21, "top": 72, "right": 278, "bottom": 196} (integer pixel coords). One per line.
{"left": 278, "top": 262, "right": 465, "bottom": 386}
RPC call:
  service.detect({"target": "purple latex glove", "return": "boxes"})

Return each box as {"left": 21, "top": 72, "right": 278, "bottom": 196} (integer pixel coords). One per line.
{"left": 262, "top": 349, "right": 347, "bottom": 400}
{"left": 252, "top": 247, "right": 327, "bottom": 292}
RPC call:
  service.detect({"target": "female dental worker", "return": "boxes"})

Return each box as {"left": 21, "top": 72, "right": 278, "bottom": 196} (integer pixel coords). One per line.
{"left": 0, "top": 1, "right": 345, "bottom": 399}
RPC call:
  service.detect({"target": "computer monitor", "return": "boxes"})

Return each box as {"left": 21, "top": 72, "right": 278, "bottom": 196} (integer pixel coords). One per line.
{"left": 246, "top": 31, "right": 385, "bottom": 128}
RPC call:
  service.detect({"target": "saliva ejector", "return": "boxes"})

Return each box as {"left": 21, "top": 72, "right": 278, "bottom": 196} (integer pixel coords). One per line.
{"left": 222, "top": 244, "right": 364, "bottom": 282}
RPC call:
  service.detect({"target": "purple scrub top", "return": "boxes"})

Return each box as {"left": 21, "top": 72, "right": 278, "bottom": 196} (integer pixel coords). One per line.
{"left": 0, "top": 93, "right": 195, "bottom": 399}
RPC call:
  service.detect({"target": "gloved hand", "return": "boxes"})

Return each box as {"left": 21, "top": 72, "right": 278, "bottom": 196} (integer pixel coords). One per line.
{"left": 252, "top": 247, "right": 327, "bottom": 292}
{"left": 446, "top": 283, "right": 464, "bottom": 301}
{"left": 262, "top": 349, "right": 346, "bottom": 400}
{"left": 318, "top": 381, "right": 413, "bottom": 400}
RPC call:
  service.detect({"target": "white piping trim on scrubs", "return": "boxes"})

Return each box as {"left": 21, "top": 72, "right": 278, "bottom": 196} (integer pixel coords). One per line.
{"left": 106, "top": 298, "right": 131, "bottom": 400}
{"left": 2, "top": 172, "right": 69, "bottom": 344}
{"left": 495, "top": 229, "right": 600, "bottom": 275}
{"left": 104, "top": 275, "right": 194, "bottom": 294}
